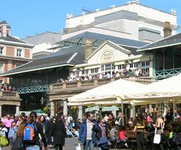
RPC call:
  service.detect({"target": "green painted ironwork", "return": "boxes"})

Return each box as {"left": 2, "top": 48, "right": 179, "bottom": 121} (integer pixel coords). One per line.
{"left": 18, "top": 84, "right": 50, "bottom": 94}
{"left": 155, "top": 68, "right": 181, "bottom": 77}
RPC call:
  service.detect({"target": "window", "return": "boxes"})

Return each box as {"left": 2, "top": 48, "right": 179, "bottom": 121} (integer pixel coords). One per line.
{"left": 118, "top": 64, "right": 126, "bottom": 70}
{"left": 0, "top": 47, "right": 4, "bottom": 55}
{"left": 101, "top": 64, "right": 115, "bottom": 71}
{"left": 82, "top": 70, "right": 89, "bottom": 75}
{"left": 141, "top": 61, "right": 150, "bottom": 67}
{"left": 130, "top": 63, "right": 139, "bottom": 69}
{"left": 90, "top": 68, "right": 98, "bottom": 74}
{"left": 0, "top": 62, "right": 3, "bottom": 73}
{"left": 16, "top": 49, "right": 22, "bottom": 57}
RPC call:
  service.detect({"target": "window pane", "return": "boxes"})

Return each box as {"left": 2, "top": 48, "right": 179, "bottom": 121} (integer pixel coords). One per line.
{"left": 0, "top": 47, "right": 3, "bottom": 55}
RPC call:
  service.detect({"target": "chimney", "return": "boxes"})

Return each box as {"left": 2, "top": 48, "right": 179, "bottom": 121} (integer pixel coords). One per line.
{"left": 163, "top": 21, "right": 172, "bottom": 38}
{"left": 0, "top": 20, "right": 10, "bottom": 37}
{"left": 85, "top": 39, "right": 93, "bottom": 60}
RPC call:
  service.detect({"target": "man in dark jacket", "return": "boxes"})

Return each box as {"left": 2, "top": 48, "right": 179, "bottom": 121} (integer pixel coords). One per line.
{"left": 51, "top": 115, "right": 67, "bottom": 150}
{"left": 79, "top": 113, "right": 99, "bottom": 150}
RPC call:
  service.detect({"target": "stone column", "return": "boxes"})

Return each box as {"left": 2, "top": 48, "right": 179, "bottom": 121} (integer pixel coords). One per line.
{"left": 130, "top": 105, "right": 135, "bottom": 119}
{"left": 0, "top": 105, "right": 2, "bottom": 117}
{"left": 78, "top": 106, "right": 83, "bottom": 119}
{"left": 63, "top": 100, "right": 68, "bottom": 116}
{"left": 112, "top": 105, "right": 117, "bottom": 118}
{"left": 149, "top": 105, "right": 153, "bottom": 113}
{"left": 164, "top": 103, "right": 167, "bottom": 117}
{"left": 16, "top": 105, "right": 20, "bottom": 115}
{"left": 50, "top": 101, "right": 55, "bottom": 117}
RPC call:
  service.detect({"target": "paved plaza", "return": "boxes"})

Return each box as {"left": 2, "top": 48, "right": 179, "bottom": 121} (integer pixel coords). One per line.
{"left": 1, "top": 137, "right": 129, "bottom": 150}
{"left": 1, "top": 137, "right": 78, "bottom": 150}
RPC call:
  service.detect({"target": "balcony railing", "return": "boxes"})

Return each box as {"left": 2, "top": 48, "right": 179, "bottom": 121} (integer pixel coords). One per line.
{"left": 0, "top": 91, "right": 18, "bottom": 97}
{"left": 51, "top": 76, "right": 154, "bottom": 91}
{"left": 155, "top": 68, "right": 181, "bottom": 77}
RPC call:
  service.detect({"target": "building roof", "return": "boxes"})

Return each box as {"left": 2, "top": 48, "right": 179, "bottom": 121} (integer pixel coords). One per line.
{"left": 138, "top": 32, "right": 181, "bottom": 51}
{"left": 0, "top": 35, "right": 26, "bottom": 44}
{"left": 60, "top": 31, "right": 148, "bottom": 48}
{"left": 0, "top": 20, "right": 7, "bottom": 25}
{"left": 72, "top": 2, "right": 173, "bottom": 21}
{"left": 1, "top": 31, "right": 148, "bottom": 77}
{"left": 94, "top": 10, "right": 138, "bottom": 25}
{"left": 23, "top": 31, "right": 62, "bottom": 45}
{"left": 0, "top": 35, "right": 34, "bottom": 48}
{"left": 0, "top": 45, "right": 86, "bottom": 76}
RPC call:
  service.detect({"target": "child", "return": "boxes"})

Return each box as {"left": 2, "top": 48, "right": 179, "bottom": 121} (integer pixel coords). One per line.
{"left": 8, "top": 121, "right": 17, "bottom": 147}
{"left": 119, "top": 126, "right": 128, "bottom": 147}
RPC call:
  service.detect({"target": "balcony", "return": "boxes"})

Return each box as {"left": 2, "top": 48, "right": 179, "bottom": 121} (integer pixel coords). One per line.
{"left": 0, "top": 91, "right": 19, "bottom": 99}
{"left": 51, "top": 76, "right": 154, "bottom": 91}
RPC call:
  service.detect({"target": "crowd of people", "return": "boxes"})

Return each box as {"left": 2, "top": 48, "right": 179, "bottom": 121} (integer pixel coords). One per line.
{"left": 75, "top": 108, "right": 181, "bottom": 150}
{"left": 0, "top": 108, "right": 181, "bottom": 150}
{"left": 56, "top": 69, "right": 149, "bottom": 84}
{"left": 0, "top": 83, "right": 16, "bottom": 92}
{"left": 0, "top": 112, "right": 67, "bottom": 150}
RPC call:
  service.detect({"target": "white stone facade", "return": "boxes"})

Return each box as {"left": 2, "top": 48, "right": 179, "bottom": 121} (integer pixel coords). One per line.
{"left": 65, "top": 1, "right": 178, "bottom": 41}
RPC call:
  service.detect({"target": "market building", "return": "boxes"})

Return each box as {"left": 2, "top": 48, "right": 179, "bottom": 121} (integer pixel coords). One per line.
{"left": 0, "top": 0, "right": 180, "bottom": 117}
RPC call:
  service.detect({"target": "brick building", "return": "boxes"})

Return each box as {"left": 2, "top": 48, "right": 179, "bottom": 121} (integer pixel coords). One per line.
{"left": 0, "top": 20, "right": 33, "bottom": 83}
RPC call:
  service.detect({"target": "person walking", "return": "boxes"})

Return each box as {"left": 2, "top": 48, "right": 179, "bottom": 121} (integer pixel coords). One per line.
{"left": 50, "top": 115, "right": 67, "bottom": 150}
{"left": 133, "top": 114, "right": 146, "bottom": 150}
{"left": 79, "top": 113, "right": 99, "bottom": 150}
{"left": 97, "top": 118, "right": 110, "bottom": 150}
{"left": 11, "top": 115, "right": 27, "bottom": 150}
{"left": 23, "top": 112, "right": 47, "bottom": 150}
{"left": 153, "top": 114, "right": 165, "bottom": 150}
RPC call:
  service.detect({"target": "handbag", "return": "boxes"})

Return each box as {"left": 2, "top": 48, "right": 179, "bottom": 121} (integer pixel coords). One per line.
{"left": 76, "top": 143, "right": 81, "bottom": 150}
{"left": 153, "top": 128, "right": 161, "bottom": 144}
{"left": 0, "top": 136, "right": 8, "bottom": 146}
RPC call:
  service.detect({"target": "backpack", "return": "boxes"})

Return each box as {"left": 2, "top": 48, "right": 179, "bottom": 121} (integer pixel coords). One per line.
{"left": 23, "top": 123, "right": 38, "bottom": 145}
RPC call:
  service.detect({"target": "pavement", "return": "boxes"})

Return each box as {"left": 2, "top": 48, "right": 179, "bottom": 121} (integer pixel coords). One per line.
{"left": 1, "top": 137, "right": 128, "bottom": 150}
{"left": 1, "top": 137, "right": 79, "bottom": 150}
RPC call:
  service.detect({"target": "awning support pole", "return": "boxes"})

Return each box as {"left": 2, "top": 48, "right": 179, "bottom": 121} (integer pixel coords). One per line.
{"left": 117, "top": 96, "right": 124, "bottom": 126}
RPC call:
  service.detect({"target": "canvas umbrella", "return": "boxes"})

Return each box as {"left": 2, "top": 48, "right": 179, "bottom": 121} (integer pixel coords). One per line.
{"left": 68, "top": 78, "right": 146, "bottom": 103}
{"left": 125, "top": 73, "right": 181, "bottom": 100}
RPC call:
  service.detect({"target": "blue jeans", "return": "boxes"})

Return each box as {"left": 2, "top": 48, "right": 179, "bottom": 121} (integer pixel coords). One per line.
{"left": 84, "top": 140, "right": 94, "bottom": 150}
{"left": 26, "top": 145, "right": 40, "bottom": 150}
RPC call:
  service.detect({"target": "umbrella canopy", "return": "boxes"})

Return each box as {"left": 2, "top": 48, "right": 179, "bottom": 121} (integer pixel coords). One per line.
{"left": 68, "top": 78, "right": 146, "bottom": 105}
{"left": 126, "top": 73, "right": 181, "bottom": 100}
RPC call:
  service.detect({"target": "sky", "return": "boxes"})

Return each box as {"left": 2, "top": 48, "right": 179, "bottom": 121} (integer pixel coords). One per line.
{"left": 0, "top": 0, "right": 181, "bottom": 38}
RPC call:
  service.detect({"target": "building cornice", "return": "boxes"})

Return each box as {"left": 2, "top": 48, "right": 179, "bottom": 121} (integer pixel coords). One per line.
{"left": 0, "top": 39, "right": 34, "bottom": 48}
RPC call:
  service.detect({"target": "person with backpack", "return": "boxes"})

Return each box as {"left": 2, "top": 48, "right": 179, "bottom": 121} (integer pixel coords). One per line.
{"left": 23, "top": 112, "right": 47, "bottom": 150}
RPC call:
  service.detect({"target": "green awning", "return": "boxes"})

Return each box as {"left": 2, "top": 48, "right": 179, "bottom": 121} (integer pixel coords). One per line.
{"left": 85, "top": 106, "right": 99, "bottom": 112}
{"left": 15, "top": 111, "right": 47, "bottom": 116}
{"left": 101, "top": 106, "right": 119, "bottom": 112}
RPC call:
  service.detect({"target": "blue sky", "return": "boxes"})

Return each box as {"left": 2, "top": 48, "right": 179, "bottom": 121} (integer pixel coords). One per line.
{"left": 0, "top": 0, "right": 181, "bottom": 38}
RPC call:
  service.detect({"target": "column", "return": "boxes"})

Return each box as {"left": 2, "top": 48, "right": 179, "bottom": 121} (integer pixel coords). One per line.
{"left": 63, "top": 100, "right": 68, "bottom": 116}
{"left": 112, "top": 105, "right": 117, "bottom": 118}
{"left": 0, "top": 105, "right": 2, "bottom": 117}
{"left": 16, "top": 105, "right": 20, "bottom": 115}
{"left": 50, "top": 101, "right": 55, "bottom": 117}
{"left": 164, "top": 103, "right": 167, "bottom": 117}
{"left": 78, "top": 106, "right": 83, "bottom": 119}
{"left": 130, "top": 104, "right": 135, "bottom": 119}
{"left": 149, "top": 104, "right": 153, "bottom": 113}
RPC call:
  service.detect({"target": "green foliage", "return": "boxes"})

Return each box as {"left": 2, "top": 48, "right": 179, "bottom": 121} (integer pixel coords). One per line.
{"left": 43, "top": 106, "right": 50, "bottom": 114}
